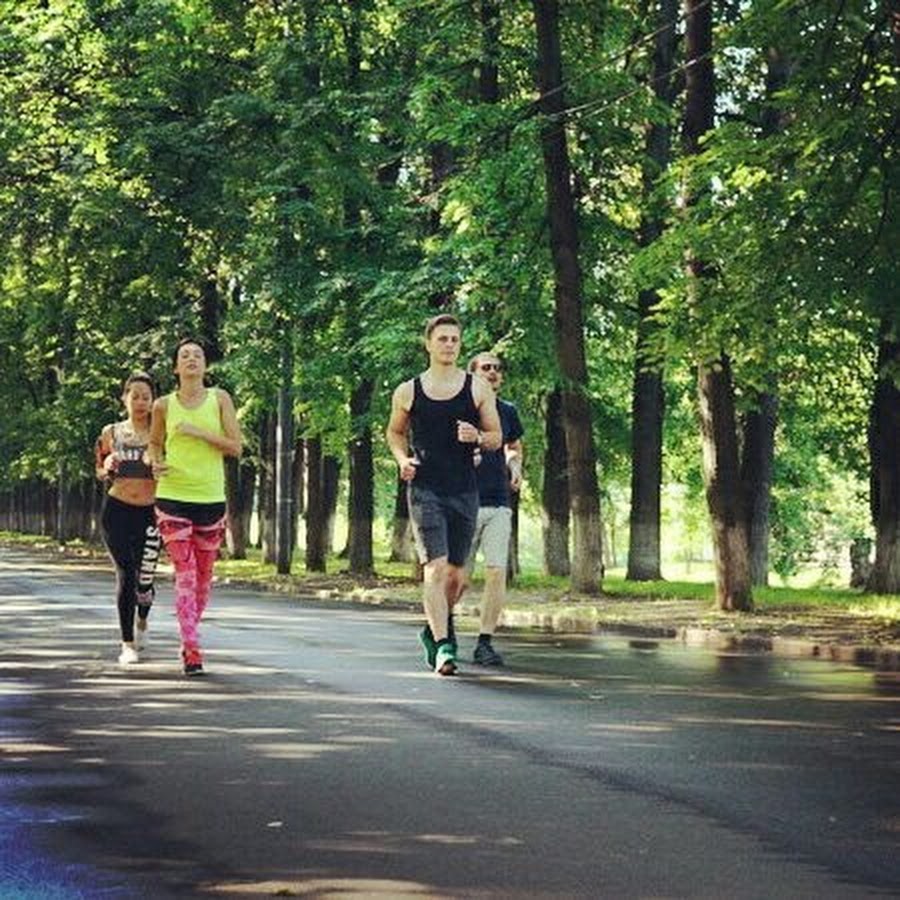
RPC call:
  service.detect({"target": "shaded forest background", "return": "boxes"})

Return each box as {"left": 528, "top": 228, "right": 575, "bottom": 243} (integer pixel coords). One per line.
{"left": 0, "top": 0, "right": 897, "bottom": 608}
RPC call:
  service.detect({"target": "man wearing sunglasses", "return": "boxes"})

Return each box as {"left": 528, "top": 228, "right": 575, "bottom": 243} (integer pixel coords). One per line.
{"left": 465, "top": 352, "right": 525, "bottom": 666}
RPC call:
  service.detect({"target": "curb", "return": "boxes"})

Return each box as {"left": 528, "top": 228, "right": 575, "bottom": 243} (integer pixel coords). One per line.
{"left": 496, "top": 606, "right": 900, "bottom": 672}
{"left": 219, "top": 578, "right": 900, "bottom": 673}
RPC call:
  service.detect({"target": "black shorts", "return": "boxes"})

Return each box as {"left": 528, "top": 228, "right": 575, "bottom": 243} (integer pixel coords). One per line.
{"left": 408, "top": 485, "right": 478, "bottom": 567}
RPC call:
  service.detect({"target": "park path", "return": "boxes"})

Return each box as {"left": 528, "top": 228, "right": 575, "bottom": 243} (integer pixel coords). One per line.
{"left": 1, "top": 546, "right": 898, "bottom": 898}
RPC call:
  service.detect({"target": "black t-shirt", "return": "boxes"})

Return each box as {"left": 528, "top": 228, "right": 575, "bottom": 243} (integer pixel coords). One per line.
{"left": 476, "top": 399, "right": 524, "bottom": 507}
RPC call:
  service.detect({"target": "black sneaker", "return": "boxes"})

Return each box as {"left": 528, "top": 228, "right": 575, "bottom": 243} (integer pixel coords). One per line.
{"left": 473, "top": 641, "right": 504, "bottom": 666}
{"left": 184, "top": 662, "right": 205, "bottom": 677}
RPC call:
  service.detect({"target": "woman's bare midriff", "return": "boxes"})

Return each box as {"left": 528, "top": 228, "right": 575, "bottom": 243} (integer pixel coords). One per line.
{"left": 109, "top": 478, "right": 156, "bottom": 507}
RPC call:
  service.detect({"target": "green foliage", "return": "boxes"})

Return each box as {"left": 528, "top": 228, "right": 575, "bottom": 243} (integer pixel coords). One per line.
{"left": 0, "top": 0, "right": 888, "bottom": 585}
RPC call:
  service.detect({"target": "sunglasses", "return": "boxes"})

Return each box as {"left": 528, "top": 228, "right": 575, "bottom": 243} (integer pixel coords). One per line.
{"left": 478, "top": 363, "right": 502, "bottom": 372}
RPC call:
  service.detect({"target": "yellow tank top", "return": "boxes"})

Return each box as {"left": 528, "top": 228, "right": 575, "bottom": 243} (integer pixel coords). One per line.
{"left": 156, "top": 389, "right": 226, "bottom": 503}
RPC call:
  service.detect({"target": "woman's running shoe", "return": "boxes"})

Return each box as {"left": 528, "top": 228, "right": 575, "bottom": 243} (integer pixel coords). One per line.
{"left": 182, "top": 647, "right": 204, "bottom": 676}
{"left": 118, "top": 644, "right": 139, "bottom": 666}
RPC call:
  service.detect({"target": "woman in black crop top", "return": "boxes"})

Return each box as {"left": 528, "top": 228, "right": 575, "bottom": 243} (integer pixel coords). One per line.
{"left": 95, "top": 372, "right": 161, "bottom": 667}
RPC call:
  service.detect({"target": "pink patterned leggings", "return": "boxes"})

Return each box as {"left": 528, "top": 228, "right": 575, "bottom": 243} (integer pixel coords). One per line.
{"left": 156, "top": 509, "right": 225, "bottom": 664}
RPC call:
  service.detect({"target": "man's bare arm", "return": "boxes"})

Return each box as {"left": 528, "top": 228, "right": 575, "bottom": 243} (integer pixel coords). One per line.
{"left": 386, "top": 382, "right": 418, "bottom": 482}
{"left": 474, "top": 380, "right": 502, "bottom": 450}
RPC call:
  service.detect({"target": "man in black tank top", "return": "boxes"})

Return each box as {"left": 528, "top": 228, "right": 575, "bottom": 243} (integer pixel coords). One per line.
{"left": 387, "top": 314, "right": 502, "bottom": 676}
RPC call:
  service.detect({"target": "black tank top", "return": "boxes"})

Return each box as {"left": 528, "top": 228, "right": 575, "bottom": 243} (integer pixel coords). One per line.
{"left": 409, "top": 373, "right": 479, "bottom": 495}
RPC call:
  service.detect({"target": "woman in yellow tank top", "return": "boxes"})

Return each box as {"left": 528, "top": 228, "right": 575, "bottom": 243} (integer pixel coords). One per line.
{"left": 148, "top": 338, "right": 242, "bottom": 676}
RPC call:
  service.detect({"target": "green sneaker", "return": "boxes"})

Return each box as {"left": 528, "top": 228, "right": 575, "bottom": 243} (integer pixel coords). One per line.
{"left": 419, "top": 626, "right": 437, "bottom": 669}
{"left": 434, "top": 643, "right": 458, "bottom": 676}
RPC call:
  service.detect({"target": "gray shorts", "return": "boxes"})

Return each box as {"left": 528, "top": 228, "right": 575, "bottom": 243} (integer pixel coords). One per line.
{"left": 466, "top": 505, "right": 513, "bottom": 571}
{"left": 408, "top": 485, "right": 478, "bottom": 567}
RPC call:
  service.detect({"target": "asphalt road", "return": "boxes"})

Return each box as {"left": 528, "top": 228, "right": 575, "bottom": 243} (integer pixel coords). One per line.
{"left": 1, "top": 547, "right": 898, "bottom": 899}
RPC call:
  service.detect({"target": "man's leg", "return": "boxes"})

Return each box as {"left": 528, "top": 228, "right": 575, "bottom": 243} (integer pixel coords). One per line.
{"left": 479, "top": 565, "right": 507, "bottom": 635}
{"left": 423, "top": 557, "right": 457, "bottom": 675}
{"left": 423, "top": 557, "right": 450, "bottom": 641}
{"left": 473, "top": 506, "right": 511, "bottom": 665}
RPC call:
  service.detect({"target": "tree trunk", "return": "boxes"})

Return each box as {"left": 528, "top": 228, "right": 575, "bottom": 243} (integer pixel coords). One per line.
{"left": 275, "top": 339, "right": 295, "bottom": 575}
{"left": 627, "top": 0, "right": 677, "bottom": 582}
{"left": 850, "top": 538, "right": 873, "bottom": 589}
{"left": 305, "top": 436, "right": 327, "bottom": 572}
{"left": 698, "top": 360, "right": 753, "bottom": 610}
{"left": 389, "top": 474, "right": 415, "bottom": 563}
{"left": 225, "top": 457, "right": 255, "bottom": 559}
{"left": 479, "top": 0, "right": 501, "bottom": 103}
{"left": 684, "top": 0, "right": 752, "bottom": 611}
{"left": 259, "top": 412, "right": 277, "bottom": 562}
{"left": 734, "top": 47, "right": 788, "bottom": 588}
{"left": 292, "top": 437, "right": 305, "bottom": 550}
{"left": 347, "top": 379, "right": 374, "bottom": 576}
{"left": 507, "top": 489, "right": 521, "bottom": 584}
{"left": 867, "top": 325, "right": 900, "bottom": 593}
{"left": 323, "top": 454, "right": 341, "bottom": 557}
{"left": 628, "top": 302, "right": 665, "bottom": 581}
{"left": 533, "top": 0, "right": 603, "bottom": 593}
{"left": 542, "top": 388, "right": 570, "bottom": 576}
{"left": 199, "top": 272, "right": 222, "bottom": 363}
{"left": 740, "top": 391, "right": 778, "bottom": 586}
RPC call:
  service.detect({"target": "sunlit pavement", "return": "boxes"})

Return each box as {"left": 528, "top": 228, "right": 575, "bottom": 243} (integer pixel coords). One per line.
{"left": 1, "top": 547, "right": 898, "bottom": 899}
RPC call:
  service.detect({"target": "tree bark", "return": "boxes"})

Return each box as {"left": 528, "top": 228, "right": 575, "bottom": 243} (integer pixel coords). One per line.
{"left": 259, "top": 412, "right": 277, "bottom": 562}
{"left": 323, "top": 454, "right": 340, "bottom": 557}
{"left": 735, "top": 47, "right": 789, "bottom": 588}
{"left": 305, "top": 436, "right": 327, "bottom": 572}
{"left": 507, "top": 489, "right": 521, "bottom": 584}
{"left": 479, "top": 0, "right": 501, "bottom": 103}
{"left": 627, "top": 0, "right": 677, "bottom": 582}
{"left": 684, "top": 0, "right": 752, "bottom": 611}
{"left": 698, "top": 359, "right": 753, "bottom": 610}
{"left": 533, "top": 0, "right": 603, "bottom": 593}
{"left": 740, "top": 391, "right": 778, "bottom": 586}
{"left": 347, "top": 379, "right": 374, "bottom": 575}
{"left": 542, "top": 387, "right": 570, "bottom": 576}
{"left": 867, "top": 325, "right": 900, "bottom": 593}
{"left": 389, "top": 475, "right": 415, "bottom": 563}
{"left": 275, "top": 338, "right": 295, "bottom": 575}
{"left": 292, "top": 437, "right": 305, "bottom": 550}
{"left": 225, "top": 457, "right": 255, "bottom": 559}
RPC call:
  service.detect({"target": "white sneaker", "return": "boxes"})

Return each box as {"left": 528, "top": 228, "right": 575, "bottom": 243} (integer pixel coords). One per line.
{"left": 118, "top": 644, "right": 139, "bottom": 666}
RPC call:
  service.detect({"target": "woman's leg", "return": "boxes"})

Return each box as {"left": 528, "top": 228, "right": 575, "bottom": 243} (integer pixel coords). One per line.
{"left": 136, "top": 509, "right": 161, "bottom": 626}
{"left": 101, "top": 500, "right": 139, "bottom": 644}
{"left": 191, "top": 517, "right": 226, "bottom": 625}
{"left": 156, "top": 510, "right": 202, "bottom": 663}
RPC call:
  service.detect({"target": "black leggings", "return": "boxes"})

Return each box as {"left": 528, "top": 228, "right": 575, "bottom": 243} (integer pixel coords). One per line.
{"left": 101, "top": 496, "right": 161, "bottom": 642}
